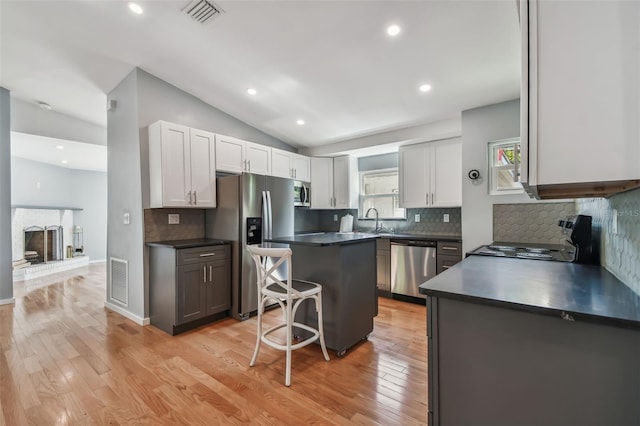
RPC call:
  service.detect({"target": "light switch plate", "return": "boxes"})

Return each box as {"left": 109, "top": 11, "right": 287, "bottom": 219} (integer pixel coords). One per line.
{"left": 168, "top": 214, "right": 180, "bottom": 225}
{"left": 443, "top": 214, "right": 450, "bottom": 223}
{"left": 415, "top": 214, "right": 420, "bottom": 222}
{"left": 612, "top": 209, "right": 618, "bottom": 234}
{"left": 333, "top": 214, "right": 338, "bottom": 222}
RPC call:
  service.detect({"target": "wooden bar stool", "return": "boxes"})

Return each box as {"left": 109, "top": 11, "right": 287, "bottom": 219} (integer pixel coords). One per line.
{"left": 247, "top": 245, "right": 330, "bottom": 386}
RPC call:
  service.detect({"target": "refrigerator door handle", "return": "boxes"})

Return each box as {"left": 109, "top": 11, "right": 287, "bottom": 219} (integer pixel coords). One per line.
{"left": 266, "top": 190, "right": 273, "bottom": 239}
{"left": 261, "top": 191, "right": 268, "bottom": 241}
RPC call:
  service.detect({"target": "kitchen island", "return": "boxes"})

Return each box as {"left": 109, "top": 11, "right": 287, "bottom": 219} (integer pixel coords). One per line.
{"left": 419, "top": 255, "right": 640, "bottom": 426}
{"left": 267, "top": 232, "right": 377, "bottom": 356}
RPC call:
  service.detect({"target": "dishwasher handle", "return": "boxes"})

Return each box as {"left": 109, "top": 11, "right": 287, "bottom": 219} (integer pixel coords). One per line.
{"left": 390, "top": 239, "right": 436, "bottom": 247}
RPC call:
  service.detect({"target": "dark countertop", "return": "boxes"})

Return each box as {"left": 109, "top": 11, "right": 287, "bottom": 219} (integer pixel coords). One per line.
{"left": 419, "top": 255, "right": 640, "bottom": 329}
{"left": 276, "top": 232, "right": 461, "bottom": 246}
{"left": 146, "top": 238, "right": 231, "bottom": 249}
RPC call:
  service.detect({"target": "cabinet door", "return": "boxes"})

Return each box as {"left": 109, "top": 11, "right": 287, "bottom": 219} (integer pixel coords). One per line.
{"left": 189, "top": 129, "right": 216, "bottom": 207}
{"left": 206, "top": 259, "right": 230, "bottom": 315}
{"left": 271, "top": 148, "right": 293, "bottom": 179}
{"left": 216, "top": 134, "right": 245, "bottom": 173}
{"left": 245, "top": 142, "right": 271, "bottom": 175}
{"left": 431, "top": 140, "right": 462, "bottom": 207}
{"left": 177, "top": 264, "right": 207, "bottom": 324}
{"left": 293, "top": 154, "right": 311, "bottom": 182}
{"left": 159, "top": 122, "right": 191, "bottom": 207}
{"left": 333, "top": 155, "right": 356, "bottom": 209}
{"left": 523, "top": 0, "right": 640, "bottom": 196}
{"left": 399, "top": 144, "right": 430, "bottom": 208}
{"left": 310, "top": 157, "right": 334, "bottom": 209}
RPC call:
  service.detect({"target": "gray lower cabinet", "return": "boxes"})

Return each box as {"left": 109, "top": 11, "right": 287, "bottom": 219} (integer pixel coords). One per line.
{"left": 150, "top": 244, "right": 230, "bottom": 335}
{"left": 436, "top": 242, "right": 462, "bottom": 274}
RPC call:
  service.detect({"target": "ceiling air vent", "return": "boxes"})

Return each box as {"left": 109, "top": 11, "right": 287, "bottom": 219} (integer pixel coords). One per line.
{"left": 183, "top": 0, "right": 225, "bottom": 24}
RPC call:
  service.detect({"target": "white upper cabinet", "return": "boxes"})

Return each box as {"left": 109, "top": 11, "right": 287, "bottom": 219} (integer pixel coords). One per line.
{"left": 521, "top": 0, "right": 640, "bottom": 198}
{"left": 399, "top": 139, "right": 461, "bottom": 208}
{"left": 149, "top": 121, "right": 216, "bottom": 208}
{"left": 271, "top": 149, "right": 311, "bottom": 181}
{"left": 215, "top": 134, "right": 245, "bottom": 174}
{"left": 271, "top": 148, "right": 294, "bottom": 179}
{"left": 310, "top": 155, "right": 357, "bottom": 209}
{"left": 215, "top": 135, "right": 271, "bottom": 175}
{"left": 292, "top": 154, "right": 311, "bottom": 182}
{"left": 245, "top": 141, "right": 271, "bottom": 175}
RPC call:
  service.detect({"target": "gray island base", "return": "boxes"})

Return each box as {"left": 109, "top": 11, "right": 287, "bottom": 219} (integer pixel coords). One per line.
{"left": 267, "top": 234, "right": 377, "bottom": 356}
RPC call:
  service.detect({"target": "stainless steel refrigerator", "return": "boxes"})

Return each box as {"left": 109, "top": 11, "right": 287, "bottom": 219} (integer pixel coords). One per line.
{"left": 205, "top": 173, "right": 294, "bottom": 320}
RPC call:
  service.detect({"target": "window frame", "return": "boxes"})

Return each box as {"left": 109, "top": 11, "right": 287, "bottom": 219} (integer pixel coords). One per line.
{"left": 358, "top": 167, "right": 406, "bottom": 220}
{"left": 488, "top": 137, "right": 523, "bottom": 196}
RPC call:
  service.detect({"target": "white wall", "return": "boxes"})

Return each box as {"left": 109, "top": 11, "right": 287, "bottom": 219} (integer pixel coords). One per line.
{"left": 0, "top": 88, "right": 13, "bottom": 303}
{"left": 461, "top": 99, "right": 534, "bottom": 253}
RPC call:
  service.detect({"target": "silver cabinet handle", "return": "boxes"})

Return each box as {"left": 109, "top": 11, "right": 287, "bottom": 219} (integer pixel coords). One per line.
{"left": 243, "top": 160, "right": 247, "bottom": 171}
{"left": 188, "top": 191, "right": 192, "bottom": 205}
{"left": 248, "top": 160, "right": 251, "bottom": 171}
{"left": 193, "top": 190, "right": 197, "bottom": 205}
{"left": 199, "top": 253, "right": 216, "bottom": 257}
{"left": 441, "top": 247, "right": 458, "bottom": 251}
{"left": 431, "top": 193, "right": 434, "bottom": 205}
{"left": 209, "top": 265, "right": 212, "bottom": 282}
{"left": 203, "top": 267, "right": 206, "bottom": 282}
{"left": 294, "top": 169, "right": 297, "bottom": 179}
{"left": 426, "top": 193, "right": 428, "bottom": 205}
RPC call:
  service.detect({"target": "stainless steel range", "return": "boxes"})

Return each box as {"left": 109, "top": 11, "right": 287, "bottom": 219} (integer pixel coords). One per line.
{"left": 467, "top": 215, "right": 595, "bottom": 264}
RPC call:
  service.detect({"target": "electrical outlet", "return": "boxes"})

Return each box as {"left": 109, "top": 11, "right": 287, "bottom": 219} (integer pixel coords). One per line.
{"left": 123, "top": 212, "right": 130, "bottom": 225}
{"left": 168, "top": 214, "right": 180, "bottom": 225}
{"left": 415, "top": 214, "right": 420, "bottom": 222}
{"left": 333, "top": 214, "right": 338, "bottom": 222}
{"left": 443, "top": 214, "right": 450, "bottom": 223}
{"left": 612, "top": 209, "right": 618, "bottom": 234}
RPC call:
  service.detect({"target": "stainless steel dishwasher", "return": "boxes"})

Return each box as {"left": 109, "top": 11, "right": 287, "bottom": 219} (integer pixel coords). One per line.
{"left": 390, "top": 239, "right": 437, "bottom": 299}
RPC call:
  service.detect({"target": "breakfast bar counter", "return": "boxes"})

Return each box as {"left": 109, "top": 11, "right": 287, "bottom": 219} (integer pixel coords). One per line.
{"left": 418, "top": 256, "right": 640, "bottom": 426}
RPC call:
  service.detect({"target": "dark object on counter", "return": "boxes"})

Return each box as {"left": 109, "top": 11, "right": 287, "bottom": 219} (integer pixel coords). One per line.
{"left": 558, "top": 214, "right": 595, "bottom": 264}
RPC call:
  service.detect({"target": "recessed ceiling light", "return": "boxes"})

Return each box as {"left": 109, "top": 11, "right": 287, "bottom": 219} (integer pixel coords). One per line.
{"left": 246, "top": 88, "right": 257, "bottom": 96}
{"left": 38, "top": 101, "right": 52, "bottom": 110}
{"left": 419, "top": 84, "right": 432, "bottom": 93}
{"left": 128, "top": 2, "right": 143, "bottom": 15}
{"left": 296, "top": 119, "right": 305, "bottom": 126}
{"left": 387, "top": 25, "right": 401, "bottom": 37}
{"left": 56, "top": 145, "right": 64, "bottom": 150}
{"left": 61, "top": 160, "right": 68, "bottom": 164}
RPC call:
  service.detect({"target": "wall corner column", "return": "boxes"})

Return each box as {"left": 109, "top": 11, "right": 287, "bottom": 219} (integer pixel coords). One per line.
{"left": 0, "top": 88, "right": 15, "bottom": 304}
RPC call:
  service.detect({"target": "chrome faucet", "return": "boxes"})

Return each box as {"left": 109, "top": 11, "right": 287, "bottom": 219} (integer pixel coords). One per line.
{"left": 365, "top": 207, "right": 382, "bottom": 233}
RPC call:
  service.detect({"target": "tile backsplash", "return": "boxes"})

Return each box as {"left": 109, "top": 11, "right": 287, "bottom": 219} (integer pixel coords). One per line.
{"left": 576, "top": 188, "right": 640, "bottom": 295}
{"left": 144, "top": 209, "right": 205, "bottom": 242}
{"left": 296, "top": 207, "right": 461, "bottom": 236}
{"left": 493, "top": 202, "right": 575, "bottom": 245}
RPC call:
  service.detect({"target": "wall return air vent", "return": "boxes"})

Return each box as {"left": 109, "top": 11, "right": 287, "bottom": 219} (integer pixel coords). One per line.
{"left": 183, "top": 0, "right": 225, "bottom": 24}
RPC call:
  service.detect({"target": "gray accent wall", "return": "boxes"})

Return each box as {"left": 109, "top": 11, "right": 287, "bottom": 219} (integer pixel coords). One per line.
{"left": 11, "top": 97, "right": 107, "bottom": 146}
{"left": 461, "top": 99, "right": 539, "bottom": 254}
{"left": 11, "top": 157, "right": 107, "bottom": 261}
{"left": 576, "top": 189, "right": 640, "bottom": 295}
{"left": 107, "top": 69, "right": 146, "bottom": 320}
{"left": 0, "top": 88, "right": 13, "bottom": 302}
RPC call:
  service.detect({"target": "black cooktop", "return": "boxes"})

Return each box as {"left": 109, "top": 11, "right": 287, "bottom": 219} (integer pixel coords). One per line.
{"left": 467, "top": 242, "right": 576, "bottom": 262}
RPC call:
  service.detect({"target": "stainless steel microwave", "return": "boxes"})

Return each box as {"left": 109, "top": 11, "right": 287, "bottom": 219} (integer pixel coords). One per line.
{"left": 293, "top": 181, "right": 310, "bottom": 207}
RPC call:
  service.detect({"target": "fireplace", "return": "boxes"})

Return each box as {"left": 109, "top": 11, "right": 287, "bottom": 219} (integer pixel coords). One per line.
{"left": 24, "top": 225, "right": 64, "bottom": 263}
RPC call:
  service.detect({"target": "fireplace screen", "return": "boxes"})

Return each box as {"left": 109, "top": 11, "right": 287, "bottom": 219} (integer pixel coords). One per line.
{"left": 24, "top": 225, "right": 63, "bottom": 263}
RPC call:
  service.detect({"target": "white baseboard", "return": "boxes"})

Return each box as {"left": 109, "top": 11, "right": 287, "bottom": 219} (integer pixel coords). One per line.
{"left": 104, "top": 301, "right": 150, "bottom": 326}
{"left": 90, "top": 259, "right": 106, "bottom": 264}
{"left": 0, "top": 297, "right": 15, "bottom": 306}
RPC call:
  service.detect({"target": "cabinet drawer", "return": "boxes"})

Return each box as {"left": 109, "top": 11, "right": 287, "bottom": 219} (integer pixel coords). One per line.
{"left": 437, "top": 242, "right": 462, "bottom": 257}
{"left": 177, "top": 245, "right": 229, "bottom": 265}
{"left": 437, "top": 255, "right": 461, "bottom": 274}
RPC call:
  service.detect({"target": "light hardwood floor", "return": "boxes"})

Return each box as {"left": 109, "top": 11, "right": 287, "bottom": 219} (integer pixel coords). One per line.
{"left": 1, "top": 263, "right": 428, "bottom": 425}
